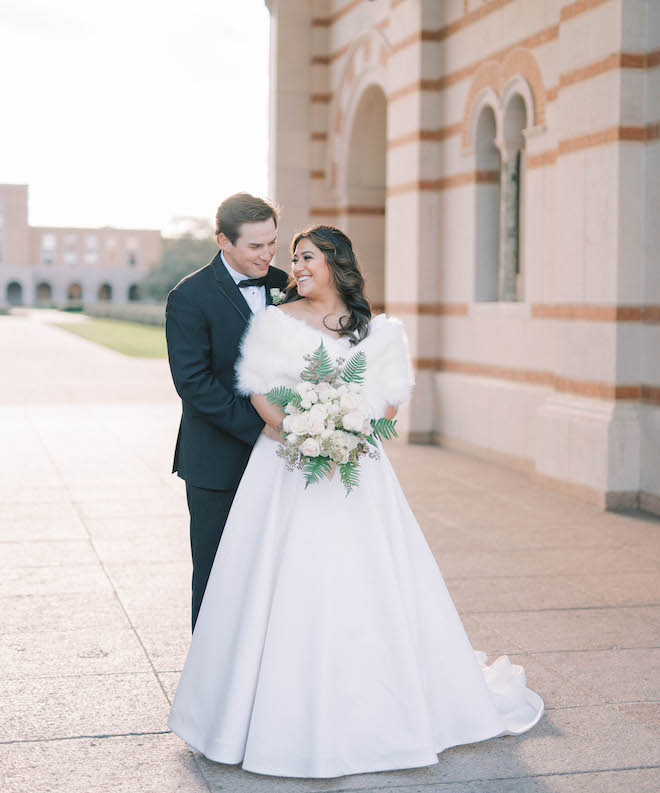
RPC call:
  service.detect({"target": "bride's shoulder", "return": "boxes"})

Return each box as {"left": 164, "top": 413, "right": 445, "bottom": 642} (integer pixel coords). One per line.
{"left": 244, "top": 303, "right": 313, "bottom": 346}
{"left": 363, "top": 312, "right": 407, "bottom": 344}
{"left": 273, "top": 299, "right": 307, "bottom": 319}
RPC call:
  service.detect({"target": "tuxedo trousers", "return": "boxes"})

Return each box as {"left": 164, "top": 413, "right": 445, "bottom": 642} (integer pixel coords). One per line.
{"left": 185, "top": 483, "right": 237, "bottom": 631}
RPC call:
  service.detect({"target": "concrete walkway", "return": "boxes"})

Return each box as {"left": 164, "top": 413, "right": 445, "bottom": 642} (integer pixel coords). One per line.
{"left": 1, "top": 310, "right": 658, "bottom": 793}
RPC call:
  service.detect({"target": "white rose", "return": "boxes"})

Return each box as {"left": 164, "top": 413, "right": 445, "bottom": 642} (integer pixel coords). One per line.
{"left": 300, "top": 437, "right": 321, "bottom": 457}
{"left": 319, "top": 386, "right": 337, "bottom": 402}
{"left": 320, "top": 428, "right": 333, "bottom": 440}
{"left": 362, "top": 418, "right": 373, "bottom": 435}
{"left": 287, "top": 433, "right": 300, "bottom": 446}
{"left": 309, "top": 402, "right": 328, "bottom": 420}
{"left": 346, "top": 435, "right": 360, "bottom": 452}
{"left": 300, "top": 399, "right": 312, "bottom": 410}
{"left": 308, "top": 416, "right": 326, "bottom": 435}
{"left": 342, "top": 411, "right": 366, "bottom": 433}
{"left": 348, "top": 382, "right": 362, "bottom": 394}
{"left": 282, "top": 414, "right": 294, "bottom": 433}
{"left": 337, "top": 385, "right": 348, "bottom": 396}
{"left": 326, "top": 402, "right": 339, "bottom": 416}
{"left": 308, "top": 390, "right": 319, "bottom": 404}
{"left": 290, "top": 413, "right": 310, "bottom": 435}
{"left": 295, "top": 382, "right": 311, "bottom": 396}
{"left": 331, "top": 430, "right": 352, "bottom": 448}
{"left": 331, "top": 447, "right": 349, "bottom": 464}
{"left": 340, "top": 393, "right": 359, "bottom": 413}
{"left": 284, "top": 402, "right": 297, "bottom": 414}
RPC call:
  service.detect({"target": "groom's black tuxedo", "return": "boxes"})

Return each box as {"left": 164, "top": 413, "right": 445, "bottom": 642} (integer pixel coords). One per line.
{"left": 165, "top": 251, "right": 288, "bottom": 628}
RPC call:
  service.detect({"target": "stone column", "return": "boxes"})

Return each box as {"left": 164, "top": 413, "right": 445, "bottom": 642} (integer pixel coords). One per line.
{"left": 534, "top": 0, "right": 649, "bottom": 509}
{"left": 265, "top": 0, "right": 313, "bottom": 268}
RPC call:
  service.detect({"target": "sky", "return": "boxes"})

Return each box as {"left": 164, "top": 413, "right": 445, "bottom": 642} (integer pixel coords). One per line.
{"left": 0, "top": 0, "right": 271, "bottom": 233}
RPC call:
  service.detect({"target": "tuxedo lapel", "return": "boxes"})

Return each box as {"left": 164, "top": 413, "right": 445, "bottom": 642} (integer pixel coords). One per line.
{"left": 210, "top": 251, "right": 251, "bottom": 324}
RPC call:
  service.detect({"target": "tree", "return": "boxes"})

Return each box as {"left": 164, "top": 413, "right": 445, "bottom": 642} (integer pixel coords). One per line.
{"left": 140, "top": 217, "right": 218, "bottom": 301}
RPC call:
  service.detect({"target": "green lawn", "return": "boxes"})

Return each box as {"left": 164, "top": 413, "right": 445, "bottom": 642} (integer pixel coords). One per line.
{"left": 52, "top": 318, "right": 167, "bottom": 358}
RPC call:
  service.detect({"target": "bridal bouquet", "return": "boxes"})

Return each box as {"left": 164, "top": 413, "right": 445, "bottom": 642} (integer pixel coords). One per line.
{"left": 266, "top": 342, "right": 398, "bottom": 494}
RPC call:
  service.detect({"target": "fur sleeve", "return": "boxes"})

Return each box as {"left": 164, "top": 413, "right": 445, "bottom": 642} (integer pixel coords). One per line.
{"left": 235, "top": 308, "right": 299, "bottom": 395}
{"left": 360, "top": 314, "right": 415, "bottom": 413}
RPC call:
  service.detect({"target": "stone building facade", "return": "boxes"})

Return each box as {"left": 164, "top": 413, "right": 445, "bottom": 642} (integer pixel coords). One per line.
{"left": 266, "top": 0, "right": 660, "bottom": 513}
{"left": 0, "top": 184, "right": 161, "bottom": 308}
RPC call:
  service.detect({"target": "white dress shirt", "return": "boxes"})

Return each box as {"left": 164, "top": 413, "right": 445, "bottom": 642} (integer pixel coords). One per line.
{"left": 221, "top": 251, "right": 267, "bottom": 315}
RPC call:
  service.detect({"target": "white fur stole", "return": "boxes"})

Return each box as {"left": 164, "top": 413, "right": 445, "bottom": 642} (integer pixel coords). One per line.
{"left": 235, "top": 307, "right": 414, "bottom": 415}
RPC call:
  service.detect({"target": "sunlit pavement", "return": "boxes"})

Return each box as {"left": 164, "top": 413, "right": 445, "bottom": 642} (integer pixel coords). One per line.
{"left": 2, "top": 310, "right": 659, "bottom": 793}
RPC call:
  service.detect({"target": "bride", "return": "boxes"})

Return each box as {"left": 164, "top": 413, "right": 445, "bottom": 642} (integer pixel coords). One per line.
{"left": 168, "top": 225, "right": 544, "bottom": 779}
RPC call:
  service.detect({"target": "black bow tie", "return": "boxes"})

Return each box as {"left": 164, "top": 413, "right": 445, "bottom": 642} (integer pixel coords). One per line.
{"left": 238, "top": 276, "right": 268, "bottom": 288}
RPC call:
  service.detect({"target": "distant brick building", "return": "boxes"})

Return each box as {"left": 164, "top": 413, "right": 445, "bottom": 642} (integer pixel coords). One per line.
{"left": 0, "top": 184, "right": 161, "bottom": 308}
{"left": 266, "top": 0, "right": 659, "bottom": 514}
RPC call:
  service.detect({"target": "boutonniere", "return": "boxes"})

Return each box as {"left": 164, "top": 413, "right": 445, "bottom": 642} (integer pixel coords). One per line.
{"left": 270, "top": 288, "right": 286, "bottom": 305}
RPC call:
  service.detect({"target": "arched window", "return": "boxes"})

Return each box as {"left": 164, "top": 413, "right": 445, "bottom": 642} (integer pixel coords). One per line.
{"left": 464, "top": 59, "right": 537, "bottom": 304}
{"left": 97, "top": 283, "right": 113, "bottom": 301}
{"left": 474, "top": 105, "right": 501, "bottom": 302}
{"left": 6, "top": 281, "right": 23, "bottom": 306}
{"left": 500, "top": 93, "right": 527, "bottom": 302}
{"left": 128, "top": 284, "right": 141, "bottom": 301}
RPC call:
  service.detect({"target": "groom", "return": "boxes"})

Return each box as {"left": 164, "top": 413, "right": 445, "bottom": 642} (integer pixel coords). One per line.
{"left": 165, "top": 193, "right": 288, "bottom": 630}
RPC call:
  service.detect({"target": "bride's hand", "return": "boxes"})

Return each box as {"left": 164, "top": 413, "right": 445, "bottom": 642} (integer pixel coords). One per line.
{"left": 262, "top": 424, "right": 286, "bottom": 445}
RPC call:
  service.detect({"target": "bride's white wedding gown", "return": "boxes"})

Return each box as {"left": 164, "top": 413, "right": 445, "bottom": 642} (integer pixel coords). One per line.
{"left": 168, "top": 308, "right": 544, "bottom": 779}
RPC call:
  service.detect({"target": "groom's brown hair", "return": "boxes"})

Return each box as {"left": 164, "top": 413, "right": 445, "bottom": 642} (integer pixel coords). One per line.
{"left": 215, "top": 193, "right": 279, "bottom": 245}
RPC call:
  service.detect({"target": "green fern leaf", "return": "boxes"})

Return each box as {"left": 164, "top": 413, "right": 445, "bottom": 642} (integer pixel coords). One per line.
{"left": 341, "top": 350, "right": 367, "bottom": 383}
{"left": 266, "top": 386, "right": 300, "bottom": 410}
{"left": 302, "top": 341, "right": 335, "bottom": 383}
{"left": 339, "top": 462, "right": 360, "bottom": 494}
{"left": 302, "top": 455, "right": 333, "bottom": 488}
{"left": 370, "top": 418, "right": 398, "bottom": 441}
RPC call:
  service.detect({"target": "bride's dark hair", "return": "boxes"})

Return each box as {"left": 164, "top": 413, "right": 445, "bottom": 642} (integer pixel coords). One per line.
{"left": 284, "top": 225, "right": 371, "bottom": 345}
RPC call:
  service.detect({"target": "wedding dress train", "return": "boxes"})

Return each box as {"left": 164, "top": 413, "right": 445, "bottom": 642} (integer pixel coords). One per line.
{"left": 168, "top": 435, "right": 543, "bottom": 778}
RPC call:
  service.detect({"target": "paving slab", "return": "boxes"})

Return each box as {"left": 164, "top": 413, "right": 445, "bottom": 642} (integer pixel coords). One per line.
{"left": 134, "top": 626, "right": 192, "bottom": 673}
{"left": 0, "top": 592, "right": 130, "bottom": 634}
{"left": 505, "top": 653, "right": 607, "bottom": 709}
{"left": 1, "top": 733, "right": 208, "bottom": 793}
{"left": 0, "top": 539, "right": 99, "bottom": 568}
{"left": 0, "top": 516, "right": 89, "bottom": 542}
{"left": 535, "top": 648, "right": 660, "bottom": 704}
{"left": 0, "top": 564, "right": 112, "bottom": 598}
{"left": 445, "top": 574, "right": 608, "bottom": 613}
{"left": 477, "top": 606, "right": 660, "bottom": 653}
{"left": 576, "top": 570, "right": 660, "bottom": 607}
{"left": 0, "top": 672, "right": 170, "bottom": 741}
{"left": 0, "top": 627, "right": 152, "bottom": 678}
{"left": 92, "top": 532, "right": 190, "bottom": 566}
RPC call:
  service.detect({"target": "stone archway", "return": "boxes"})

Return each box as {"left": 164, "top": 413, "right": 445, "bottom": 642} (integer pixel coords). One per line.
{"left": 35, "top": 281, "right": 53, "bottom": 306}
{"left": 97, "top": 283, "right": 113, "bottom": 301}
{"left": 6, "top": 281, "right": 23, "bottom": 306}
{"left": 67, "top": 282, "right": 83, "bottom": 302}
{"left": 344, "top": 83, "right": 387, "bottom": 312}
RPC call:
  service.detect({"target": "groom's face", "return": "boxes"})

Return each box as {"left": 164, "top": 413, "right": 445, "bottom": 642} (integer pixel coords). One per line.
{"left": 218, "top": 219, "right": 277, "bottom": 278}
